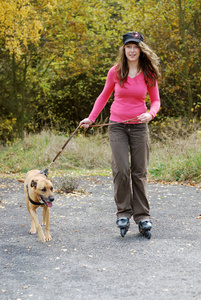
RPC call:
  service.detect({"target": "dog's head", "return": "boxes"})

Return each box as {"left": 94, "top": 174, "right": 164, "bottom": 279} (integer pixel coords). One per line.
{"left": 31, "top": 178, "right": 54, "bottom": 207}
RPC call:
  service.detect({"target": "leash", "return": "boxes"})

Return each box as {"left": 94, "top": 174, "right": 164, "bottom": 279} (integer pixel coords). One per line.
{"left": 40, "top": 117, "right": 140, "bottom": 176}
{"left": 40, "top": 124, "right": 81, "bottom": 176}
{"left": 89, "top": 117, "right": 140, "bottom": 127}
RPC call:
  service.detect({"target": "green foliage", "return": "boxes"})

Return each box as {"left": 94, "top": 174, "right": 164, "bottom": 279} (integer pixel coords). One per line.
{"left": 0, "top": 116, "right": 18, "bottom": 144}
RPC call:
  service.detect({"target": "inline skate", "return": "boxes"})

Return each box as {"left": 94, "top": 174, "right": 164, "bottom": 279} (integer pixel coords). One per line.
{"left": 116, "top": 217, "right": 130, "bottom": 237}
{"left": 139, "top": 219, "right": 152, "bottom": 239}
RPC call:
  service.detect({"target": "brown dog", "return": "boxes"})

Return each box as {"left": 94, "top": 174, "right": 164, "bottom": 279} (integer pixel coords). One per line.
{"left": 18, "top": 169, "right": 54, "bottom": 243}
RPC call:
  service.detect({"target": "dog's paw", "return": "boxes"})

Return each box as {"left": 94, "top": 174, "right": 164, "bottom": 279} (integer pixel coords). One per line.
{"left": 39, "top": 235, "right": 46, "bottom": 243}
{"left": 45, "top": 235, "right": 52, "bottom": 241}
{"left": 29, "top": 229, "right": 36, "bottom": 235}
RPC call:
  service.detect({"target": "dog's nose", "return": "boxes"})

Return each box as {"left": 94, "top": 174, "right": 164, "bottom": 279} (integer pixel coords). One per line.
{"left": 49, "top": 196, "right": 54, "bottom": 202}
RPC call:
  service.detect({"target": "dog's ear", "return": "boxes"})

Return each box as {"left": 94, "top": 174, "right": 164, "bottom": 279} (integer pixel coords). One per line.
{"left": 31, "top": 180, "right": 37, "bottom": 188}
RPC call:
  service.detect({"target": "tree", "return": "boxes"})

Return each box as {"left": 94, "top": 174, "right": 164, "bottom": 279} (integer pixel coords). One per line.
{"left": 122, "top": 0, "right": 201, "bottom": 119}
{"left": 0, "top": 0, "right": 44, "bottom": 138}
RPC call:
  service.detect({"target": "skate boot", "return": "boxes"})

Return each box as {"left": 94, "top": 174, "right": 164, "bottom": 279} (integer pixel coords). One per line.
{"left": 139, "top": 220, "right": 152, "bottom": 239}
{"left": 116, "top": 217, "right": 130, "bottom": 237}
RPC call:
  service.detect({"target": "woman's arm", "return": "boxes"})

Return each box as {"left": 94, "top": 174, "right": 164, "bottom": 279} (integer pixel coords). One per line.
{"left": 147, "top": 81, "right": 161, "bottom": 119}
{"left": 137, "top": 81, "right": 160, "bottom": 123}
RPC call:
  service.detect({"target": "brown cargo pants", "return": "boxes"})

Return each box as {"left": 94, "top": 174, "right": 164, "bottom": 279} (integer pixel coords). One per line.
{"left": 108, "top": 122, "right": 150, "bottom": 224}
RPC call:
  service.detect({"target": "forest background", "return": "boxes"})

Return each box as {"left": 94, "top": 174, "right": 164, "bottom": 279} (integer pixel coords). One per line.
{"left": 0, "top": 0, "right": 200, "bottom": 141}
{"left": 0, "top": 0, "right": 201, "bottom": 183}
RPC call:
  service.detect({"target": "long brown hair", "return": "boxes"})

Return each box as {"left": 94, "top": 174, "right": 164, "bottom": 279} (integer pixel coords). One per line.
{"left": 116, "top": 41, "right": 161, "bottom": 87}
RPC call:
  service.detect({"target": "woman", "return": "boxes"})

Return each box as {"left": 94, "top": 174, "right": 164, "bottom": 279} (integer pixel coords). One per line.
{"left": 80, "top": 31, "right": 160, "bottom": 239}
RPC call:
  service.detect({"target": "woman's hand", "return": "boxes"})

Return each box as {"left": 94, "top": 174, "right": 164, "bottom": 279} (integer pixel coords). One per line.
{"left": 137, "top": 113, "right": 152, "bottom": 123}
{"left": 79, "top": 118, "right": 93, "bottom": 129}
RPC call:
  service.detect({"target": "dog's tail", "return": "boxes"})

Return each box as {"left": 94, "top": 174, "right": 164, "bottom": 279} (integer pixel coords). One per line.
{"left": 17, "top": 179, "right": 24, "bottom": 183}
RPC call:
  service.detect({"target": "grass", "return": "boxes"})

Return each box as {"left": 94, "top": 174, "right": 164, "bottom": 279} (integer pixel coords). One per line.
{"left": 0, "top": 130, "right": 112, "bottom": 178}
{"left": 0, "top": 120, "right": 201, "bottom": 184}
{"left": 149, "top": 131, "right": 201, "bottom": 183}
{"left": 149, "top": 118, "right": 201, "bottom": 183}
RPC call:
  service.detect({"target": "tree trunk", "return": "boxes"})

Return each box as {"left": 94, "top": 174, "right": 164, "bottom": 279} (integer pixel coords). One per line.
{"left": 20, "top": 54, "right": 28, "bottom": 140}
{"left": 178, "top": 0, "right": 193, "bottom": 119}
{"left": 12, "top": 52, "right": 18, "bottom": 115}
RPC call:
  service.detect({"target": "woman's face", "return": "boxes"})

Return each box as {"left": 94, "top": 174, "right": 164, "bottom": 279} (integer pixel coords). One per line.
{"left": 124, "top": 43, "right": 141, "bottom": 63}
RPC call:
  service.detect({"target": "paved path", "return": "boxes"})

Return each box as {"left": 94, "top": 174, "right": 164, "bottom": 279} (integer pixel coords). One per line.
{"left": 1, "top": 176, "right": 201, "bottom": 300}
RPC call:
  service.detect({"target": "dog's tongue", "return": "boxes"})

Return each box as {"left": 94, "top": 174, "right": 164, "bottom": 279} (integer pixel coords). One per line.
{"left": 40, "top": 196, "right": 53, "bottom": 208}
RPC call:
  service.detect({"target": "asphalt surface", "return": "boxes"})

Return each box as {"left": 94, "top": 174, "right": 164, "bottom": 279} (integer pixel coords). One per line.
{"left": 1, "top": 176, "right": 201, "bottom": 300}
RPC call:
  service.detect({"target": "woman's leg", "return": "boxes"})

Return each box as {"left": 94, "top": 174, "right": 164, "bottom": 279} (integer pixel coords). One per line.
{"left": 109, "top": 123, "right": 133, "bottom": 219}
{"left": 129, "top": 124, "right": 150, "bottom": 224}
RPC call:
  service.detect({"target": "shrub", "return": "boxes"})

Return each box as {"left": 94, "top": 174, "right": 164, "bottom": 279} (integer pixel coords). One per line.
{"left": 0, "top": 116, "right": 18, "bottom": 145}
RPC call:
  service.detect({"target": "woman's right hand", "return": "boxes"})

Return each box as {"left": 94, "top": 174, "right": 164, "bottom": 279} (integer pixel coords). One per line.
{"left": 79, "top": 118, "right": 93, "bottom": 129}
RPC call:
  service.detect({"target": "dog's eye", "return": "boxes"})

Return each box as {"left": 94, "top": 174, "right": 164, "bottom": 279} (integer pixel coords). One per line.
{"left": 41, "top": 188, "right": 46, "bottom": 192}
{"left": 50, "top": 187, "right": 53, "bottom": 191}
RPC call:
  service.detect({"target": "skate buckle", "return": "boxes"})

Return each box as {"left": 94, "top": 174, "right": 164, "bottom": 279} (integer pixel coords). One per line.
{"left": 116, "top": 217, "right": 130, "bottom": 228}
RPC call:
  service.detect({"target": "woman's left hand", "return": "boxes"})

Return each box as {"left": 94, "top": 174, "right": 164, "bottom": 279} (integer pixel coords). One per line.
{"left": 137, "top": 113, "right": 152, "bottom": 123}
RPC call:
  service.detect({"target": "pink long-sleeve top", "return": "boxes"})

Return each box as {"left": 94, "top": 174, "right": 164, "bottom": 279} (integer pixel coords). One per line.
{"left": 88, "top": 65, "right": 160, "bottom": 124}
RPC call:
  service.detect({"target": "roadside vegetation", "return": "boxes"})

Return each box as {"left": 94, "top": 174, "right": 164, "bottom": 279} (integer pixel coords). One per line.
{"left": 0, "top": 118, "right": 201, "bottom": 184}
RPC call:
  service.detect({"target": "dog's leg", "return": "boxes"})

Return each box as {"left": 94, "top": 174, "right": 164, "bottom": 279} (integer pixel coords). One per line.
{"left": 42, "top": 208, "right": 46, "bottom": 226}
{"left": 43, "top": 207, "right": 52, "bottom": 241}
{"left": 26, "top": 197, "right": 36, "bottom": 234}
{"left": 30, "top": 216, "right": 37, "bottom": 235}
{"left": 29, "top": 209, "right": 46, "bottom": 243}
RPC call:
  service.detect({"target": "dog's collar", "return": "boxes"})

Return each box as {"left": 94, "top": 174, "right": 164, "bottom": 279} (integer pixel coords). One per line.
{"left": 26, "top": 184, "right": 44, "bottom": 206}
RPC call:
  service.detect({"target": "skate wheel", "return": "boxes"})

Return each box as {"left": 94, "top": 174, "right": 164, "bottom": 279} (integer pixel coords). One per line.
{"left": 120, "top": 228, "right": 127, "bottom": 237}
{"left": 145, "top": 230, "right": 151, "bottom": 239}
